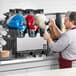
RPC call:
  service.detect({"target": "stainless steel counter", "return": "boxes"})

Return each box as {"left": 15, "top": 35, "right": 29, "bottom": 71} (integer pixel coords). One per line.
{"left": 1, "top": 67, "right": 76, "bottom": 76}
{"left": 0, "top": 53, "right": 59, "bottom": 72}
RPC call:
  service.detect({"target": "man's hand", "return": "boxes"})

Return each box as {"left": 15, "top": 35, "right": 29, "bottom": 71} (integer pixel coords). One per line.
{"left": 49, "top": 18, "right": 56, "bottom": 26}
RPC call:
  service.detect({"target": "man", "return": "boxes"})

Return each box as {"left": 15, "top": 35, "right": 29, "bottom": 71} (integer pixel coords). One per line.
{"left": 43, "top": 11, "right": 76, "bottom": 69}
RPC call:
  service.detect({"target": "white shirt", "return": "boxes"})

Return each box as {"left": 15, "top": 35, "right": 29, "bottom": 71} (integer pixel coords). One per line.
{"left": 49, "top": 29, "right": 76, "bottom": 60}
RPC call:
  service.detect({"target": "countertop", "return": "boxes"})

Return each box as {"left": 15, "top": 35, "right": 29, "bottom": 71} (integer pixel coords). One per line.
{"left": 1, "top": 68, "right": 76, "bottom": 76}
{"left": 0, "top": 53, "right": 59, "bottom": 65}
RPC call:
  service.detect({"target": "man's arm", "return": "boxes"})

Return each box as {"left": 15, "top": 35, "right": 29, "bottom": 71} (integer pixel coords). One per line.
{"left": 49, "top": 33, "right": 70, "bottom": 52}
{"left": 49, "top": 18, "right": 62, "bottom": 40}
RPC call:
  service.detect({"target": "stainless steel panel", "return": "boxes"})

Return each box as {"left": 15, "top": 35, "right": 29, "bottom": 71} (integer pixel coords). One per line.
{"left": 17, "top": 34, "right": 47, "bottom": 51}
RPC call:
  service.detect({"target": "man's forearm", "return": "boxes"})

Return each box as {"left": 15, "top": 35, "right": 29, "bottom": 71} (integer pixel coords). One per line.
{"left": 47, "top": 37, "right": 53, "bottom": 44}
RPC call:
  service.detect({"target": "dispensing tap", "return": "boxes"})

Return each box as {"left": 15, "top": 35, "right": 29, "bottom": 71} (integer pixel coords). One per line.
{"left": 7, "top": 14, "right": 27, "bottom": 38}
{"left": 26, "top": 15, "right": 38, "bottom": 37}
{"left": 35, "top": 14, "right": 50, "bottom": 36}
